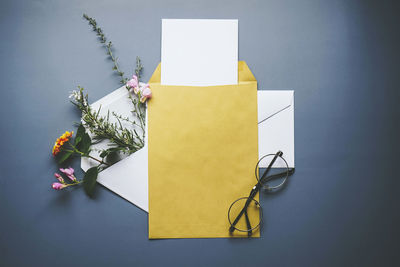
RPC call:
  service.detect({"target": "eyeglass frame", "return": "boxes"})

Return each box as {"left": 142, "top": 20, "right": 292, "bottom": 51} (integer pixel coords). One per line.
{"left": 228, "top": 151, "right": 295, "bottom": 236}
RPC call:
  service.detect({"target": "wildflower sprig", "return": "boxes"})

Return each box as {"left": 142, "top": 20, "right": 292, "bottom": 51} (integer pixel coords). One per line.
{"left": 51, "top": 14, "right": 152, "bottom": 197}
{"left": 52, "top": 127, "right": 109, "bottom": 166}
{"left": 69, "top": 87, "right": 145, "bottom": 155}
{"left": 52, "top": 126, "right": 108, "bottom": 196}
{"left": 52, "top": 166, "right": 99, "bottom": 197}
{"left": 82, "top": 14, "right": 145, "bottom": 87}
{"left": 81, "top": 14, "right": 150, "bottom": 153}
{"left": 82, "top": 14, "right": 145, "bottom": 121}
{"left": 52, "top": 168, "right": 82, "bottom": 190}
{"left": 83, "top": 13, "right": 126, "bottom": 84}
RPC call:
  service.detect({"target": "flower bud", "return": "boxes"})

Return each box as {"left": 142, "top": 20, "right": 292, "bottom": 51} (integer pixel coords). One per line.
{"left": 54, "top": 173, "right": 64, "bottom": 183}
{"left": 52, "top": 182, "right": 67, "bottom": 190}
{"left": 140, "top": 84, "right": 152, "bottom": 103}
{"left": 126, "top": 75, "right": 139, "bottom": 89}
{"left": 59, "top": 167, "right": 74, "bottom": 176}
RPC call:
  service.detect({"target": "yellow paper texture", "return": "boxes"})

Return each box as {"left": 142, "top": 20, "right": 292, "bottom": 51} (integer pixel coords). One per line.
{"left": 148, "top": 61, "right": 258, "bottom": 238}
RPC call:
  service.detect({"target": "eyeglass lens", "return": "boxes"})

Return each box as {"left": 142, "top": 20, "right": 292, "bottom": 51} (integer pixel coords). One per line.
{"left": 228, "top": 197, "right": 262, "bottom": 233}
{"left": 256, "top": 154, "right": 289, "bottom": 190}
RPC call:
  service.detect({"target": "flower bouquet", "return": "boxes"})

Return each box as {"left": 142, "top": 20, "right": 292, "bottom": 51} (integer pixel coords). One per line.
{"left": 51, "top": 14, "right": 151, "bottom": 197}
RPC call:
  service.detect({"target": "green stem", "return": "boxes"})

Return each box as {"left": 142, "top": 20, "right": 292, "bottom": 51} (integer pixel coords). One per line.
{"left": 81, "top": 14, "right": 147, "bottom": 151}
{"left": 85, "top": 154, "right": 110, "bottom": 167}
{"left": 106, "top": 42, "right": 127, "bottom": 84}
{"left": 65, "top": 146, "right": 110, "bottom": 167}
{"left": 64, "top": 180, "right": 83, "bottom": 188}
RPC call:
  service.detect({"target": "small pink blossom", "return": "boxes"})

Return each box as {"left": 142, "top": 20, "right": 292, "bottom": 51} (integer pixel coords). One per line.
{"left": 132, "top": 85, "right": 140, "bottom": 95}
{"left": 59, "top": 167, "right": 74, "bottom": 176}
{"left": 126, "top": 75, "right": 139, "bottom": 89}
{"left": 59, "top": 167, "right": 76, "bottom": 181}
{"left": 54, "top": 173, "right": 64, "bottom": 183}
{"left": 52, "top": 182, "right": 67, "bottom": 190}
{"left": 140, "top": 84, "right": 152, "bottom": 103}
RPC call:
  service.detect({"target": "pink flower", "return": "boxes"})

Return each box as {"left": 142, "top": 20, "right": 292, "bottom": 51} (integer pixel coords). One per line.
{"left": 59, "top": 167, "right": 76, "bottom": 181}
{"left": 59, "top": 167, "right": 74, "bottom": 176}
{"left": 140, "top": 84, "right": 152, "bottom": 103}
{"left": 52, "top": 182, "right": 67, "bottom": 190}
{"left": 54, "top": 173, "right": 64, "bottom": 183}
{"left": 126, "top": 75, "right": 139, "bottom": 89}
{"left": 133, "top": 85, "right": 140, "bottom": 95}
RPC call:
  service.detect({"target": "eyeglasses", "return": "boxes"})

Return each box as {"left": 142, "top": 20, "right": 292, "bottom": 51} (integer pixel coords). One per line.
{"left": 228, "top": 151, "right": 295, "bottom": 236}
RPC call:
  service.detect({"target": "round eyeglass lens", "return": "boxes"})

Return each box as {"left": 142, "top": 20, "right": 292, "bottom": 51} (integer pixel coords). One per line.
{"left": 255, "top": 154, "right": 289, "bottom": 191}
{"left": 228, "top": 197, "right": 262, "bottom": 233}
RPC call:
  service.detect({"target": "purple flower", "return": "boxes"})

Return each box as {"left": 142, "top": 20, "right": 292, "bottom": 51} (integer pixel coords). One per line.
{"left": 52, "top": 182, "right": 66, "bottom": 190}
{"left": 54, "top": 173, "right": 64, "bottom": 183}
{"left": 59, "top": 167, "right": 74, "bottom": 176}
{"left": 132, "top": 85, "right": 140, "bottom": 95}
{"left": 140, "top": 84, "right": 152, "bottom": 103}
{"left": 59, "top": 167, "right": 76, "bottom": 181}
{"left": 126, "top": 75, "right": 139, "bottom": 89}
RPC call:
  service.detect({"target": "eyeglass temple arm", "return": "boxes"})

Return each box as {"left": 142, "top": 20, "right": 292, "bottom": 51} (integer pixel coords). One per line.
{"left": 229, "top": 151, "right": 283, "bottom": 234}
{"left": 260, "top": 168, "right": 295, "bottom": 184}
{"left": 244, "top": 209, "right": 252, "bottom": 236}
{"left": 258, "top": 151, "right": 283, "bottom": 184}
{"left": 229, "top": 192, "right": 255, "bottom": 233}
{"left": 229, "top": 188, "right": 257, "bottom": 233}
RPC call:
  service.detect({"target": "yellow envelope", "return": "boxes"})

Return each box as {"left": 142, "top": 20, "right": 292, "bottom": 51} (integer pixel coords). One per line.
{"left": 148, "top": 61, "right": 259, "bottom": 238}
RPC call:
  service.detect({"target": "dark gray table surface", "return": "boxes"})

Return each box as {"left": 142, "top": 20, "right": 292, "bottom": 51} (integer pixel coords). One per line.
{"left": 1, "top": 0, "right": 399, "bottom": 266}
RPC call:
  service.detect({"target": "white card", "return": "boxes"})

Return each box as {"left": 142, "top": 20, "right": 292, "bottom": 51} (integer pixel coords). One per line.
{"left": 161, "top": 19, "right": 238, "bottom": 86}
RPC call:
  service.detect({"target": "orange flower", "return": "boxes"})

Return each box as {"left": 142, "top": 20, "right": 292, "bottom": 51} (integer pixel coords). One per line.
{"left": 52, "top": 131, "right": 73, "bottom": 156}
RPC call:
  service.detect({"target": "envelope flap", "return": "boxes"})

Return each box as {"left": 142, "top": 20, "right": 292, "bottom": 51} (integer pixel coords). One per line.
{"left": 258, "top": 90, "right": 294, "bottom": 123}
{"left": 149, "top": 63, "right": 161, "bottom": 84}
{"left": 238, "top": 61, "right": 256, "bottom": 82}
{"left": 149, "top": 61, "right": 256, "bottom": 85}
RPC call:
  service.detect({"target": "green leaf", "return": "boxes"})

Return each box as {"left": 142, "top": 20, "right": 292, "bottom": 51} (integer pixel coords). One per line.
{"left": 80, "top": 133, "right": 92, "bottom": 154}
{"left": 99, "top": 150, "right": 108, "bottom": 158}
{"left": 75, "top": 124, "right": 85, "bottom": 143}
{"left": 83, "top": 167, "right": 98, "bottom": 197}
{"left": 74, "top": 136, "right": 82, "bottom": 146}
{"left": 76, "top": 126, "right": 91, "bottom": 155}
{"left": 58, "top": 151, "right": 73, "bottom": 164}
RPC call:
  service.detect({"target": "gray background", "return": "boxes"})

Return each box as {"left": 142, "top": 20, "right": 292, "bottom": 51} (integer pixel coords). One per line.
{"left": 1, "top": 0, "right": 399, "bottom": 266}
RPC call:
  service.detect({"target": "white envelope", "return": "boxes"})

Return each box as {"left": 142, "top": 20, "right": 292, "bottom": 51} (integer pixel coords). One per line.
{"left": 81, "top": 89, "right": 295, "bottom": 212}
{"left": 81, "top": 86, "right": 148, "bottom": 212}
{"left": 258, "top": 90, "right": 295, "bottom": 168}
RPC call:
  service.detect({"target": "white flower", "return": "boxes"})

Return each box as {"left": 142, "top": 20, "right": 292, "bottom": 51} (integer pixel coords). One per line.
{"left": 69, "top": 90, "right": 79, "bottom": 101}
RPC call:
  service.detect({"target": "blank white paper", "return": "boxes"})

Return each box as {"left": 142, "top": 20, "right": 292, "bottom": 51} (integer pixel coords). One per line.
{"left": 161, "top": 19, "right": 238, "bottom": 86}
